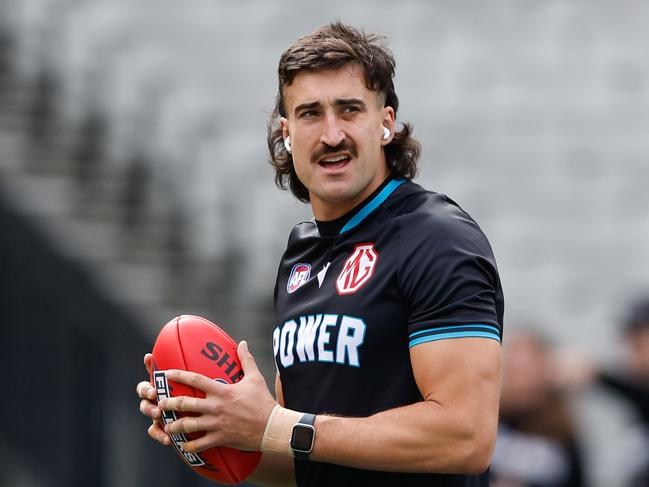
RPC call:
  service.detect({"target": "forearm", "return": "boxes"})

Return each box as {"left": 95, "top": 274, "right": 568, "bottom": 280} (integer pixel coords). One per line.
{"left": 247, "top": 375, "right": 296, "bottom": 487}
{"left": 247, "top": 453, "right": 295, "bottom": 487}
{"left": 599, "top": 372, "right": 649, "bottom": 408}
{"left": 311, "top": 399, "right": 495, "bottom": 474}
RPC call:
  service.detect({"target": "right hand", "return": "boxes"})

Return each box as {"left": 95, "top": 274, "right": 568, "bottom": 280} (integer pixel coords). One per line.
{"left": 136, "top": 353, "right": 171, "bottom": 446}
{"left": 550, "top": 348, "right": 597, "bottom": 391}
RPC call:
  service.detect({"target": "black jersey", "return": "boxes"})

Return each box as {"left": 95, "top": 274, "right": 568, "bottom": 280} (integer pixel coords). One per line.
{"left": 272, "top": 178, "right": 504, "bottom": 487}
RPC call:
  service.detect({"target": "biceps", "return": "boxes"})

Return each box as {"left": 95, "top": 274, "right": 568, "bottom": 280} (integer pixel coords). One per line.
{"left": 410, "top": 338, "right": 501, "bottom": 421}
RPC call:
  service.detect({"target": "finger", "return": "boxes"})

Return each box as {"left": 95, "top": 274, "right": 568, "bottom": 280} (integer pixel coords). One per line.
{"left": 164, "top": 415, "right": 205, "bottom": 436}
{"left": 165, "top": 369, "right": 224, "bottom": 393}
{"left": 158, "top": 394, "right": 201, "bottom": 413}
{"left": 136, "top": 380, "right": 157, "bottom": 401}
{"left": 144, "top": 353, "right": 154, "bottom": 376}
{"left": 140, "top": 398, "right": 160, "bottom": 419}
{"left": 148, "top": 422, "right": 172, "bottom": 446}
{"left": 182, "top": 432, "right": 221, "bottom": 454}
{"left": 238, "top": 340, "right": 260, "bottom": 376}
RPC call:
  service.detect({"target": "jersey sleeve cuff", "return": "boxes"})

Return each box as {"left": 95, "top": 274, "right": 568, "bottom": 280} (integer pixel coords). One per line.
{"left": 408, "top": 324, "right": 501, "bottom": 348}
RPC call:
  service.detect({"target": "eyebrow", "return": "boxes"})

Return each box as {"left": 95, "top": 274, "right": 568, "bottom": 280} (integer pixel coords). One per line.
{"left": 293, "top": 98, "right": 366, "bottom": 116}
{"left": 335, "top": 98, "right": 365, "bottom": 107}
{"left": 293, "top": 101, "right": 320, "bottom": 116}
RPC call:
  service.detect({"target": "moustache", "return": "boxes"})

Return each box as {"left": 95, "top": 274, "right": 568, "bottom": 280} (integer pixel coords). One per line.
{"left": 311, "top": 140, "right": 357, "bottom": 163}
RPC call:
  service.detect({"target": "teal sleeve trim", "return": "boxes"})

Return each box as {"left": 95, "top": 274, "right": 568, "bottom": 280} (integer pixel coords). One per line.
{"left": 409, "top": 324, "right": 500, "bottom": 339}
{"left": 408, "top": 324, "right": 502, "bottom": 348}
{"left": 409, "top": 331, "right": 502, "bottom": 348}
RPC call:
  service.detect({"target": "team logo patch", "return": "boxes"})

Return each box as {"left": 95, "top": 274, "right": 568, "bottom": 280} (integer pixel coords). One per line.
{"left": 287, "top": 263, "right": 311, "bottom": 294}
{"left": 336, "top": 243, "right": 378, "bottom": 295}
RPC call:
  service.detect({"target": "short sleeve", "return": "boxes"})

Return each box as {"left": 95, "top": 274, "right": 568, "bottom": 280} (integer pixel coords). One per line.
{"left": 397, "top": 203, "right": 503, "bottom": 348}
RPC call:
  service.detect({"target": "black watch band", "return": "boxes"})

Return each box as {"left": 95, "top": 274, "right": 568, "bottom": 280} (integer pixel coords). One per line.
{"left": 290, "top": 413, "right": 316, "bottom": 460}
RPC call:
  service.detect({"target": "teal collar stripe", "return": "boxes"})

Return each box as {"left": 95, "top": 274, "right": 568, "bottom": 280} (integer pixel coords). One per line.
{"left": 339, "top": 179, "right": 405, "bottom": 235}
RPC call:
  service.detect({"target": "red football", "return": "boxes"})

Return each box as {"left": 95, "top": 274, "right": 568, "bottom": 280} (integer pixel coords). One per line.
{"left": 150, "top": 315, "right": 261, "bottom": 484}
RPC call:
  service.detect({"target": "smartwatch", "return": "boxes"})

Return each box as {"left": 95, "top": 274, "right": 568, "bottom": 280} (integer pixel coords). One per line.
{"left": 290, "top": 413, "right": 316, "bottom": 460}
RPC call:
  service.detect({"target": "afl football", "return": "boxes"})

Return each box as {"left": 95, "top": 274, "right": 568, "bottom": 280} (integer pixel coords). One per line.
{"left": 151, "top": 315, "right": 261, "bottom": 483}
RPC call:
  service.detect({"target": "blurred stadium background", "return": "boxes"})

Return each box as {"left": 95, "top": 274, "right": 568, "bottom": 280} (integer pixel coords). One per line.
{"left": 1, "top": 1, "right": 647, "bottom": 486}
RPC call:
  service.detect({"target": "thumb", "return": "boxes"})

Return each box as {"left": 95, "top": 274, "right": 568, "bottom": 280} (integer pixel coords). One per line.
{"left": 144, "top": 353, "right": 154, "bottom": 377}
{"left": 238, "top": 340, "right": 259, "bottom": 376}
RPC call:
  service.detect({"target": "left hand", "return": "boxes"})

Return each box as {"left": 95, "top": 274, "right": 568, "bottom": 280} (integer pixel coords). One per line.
{"left": 158, "top": 340, "right": 277, "bottom": 453}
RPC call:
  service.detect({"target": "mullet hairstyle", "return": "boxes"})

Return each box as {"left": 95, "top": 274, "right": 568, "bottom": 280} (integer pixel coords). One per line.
{"left": 267, "top": 21, "right": 421, "bottom": 202}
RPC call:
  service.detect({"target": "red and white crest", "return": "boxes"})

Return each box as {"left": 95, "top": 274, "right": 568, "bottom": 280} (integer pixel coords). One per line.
{"left": 287, "top": 263, "right": 311, "bottom": 294}
{"left": 336, "top": 243, "right": 378, "bottom": 295}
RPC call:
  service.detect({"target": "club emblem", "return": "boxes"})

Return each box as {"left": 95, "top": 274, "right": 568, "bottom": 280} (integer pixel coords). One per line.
{"left": 336, "top": 243, "right": 378, "bottom": 295}
{"left": 287, "top": 263, "right": 311, "bottom": 294}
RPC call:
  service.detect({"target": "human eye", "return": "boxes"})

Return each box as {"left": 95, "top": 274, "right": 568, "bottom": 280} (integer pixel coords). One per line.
{"left": 299, "top": 109, "right": 318, "bottom": 119}
{"left": 342, "top": 105, "right": 360, "bottom": 114}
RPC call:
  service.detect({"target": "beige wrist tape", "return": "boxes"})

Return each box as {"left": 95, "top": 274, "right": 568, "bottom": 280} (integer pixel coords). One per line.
{"left": 261, "top": 404, "right": 302, "bottom": 456}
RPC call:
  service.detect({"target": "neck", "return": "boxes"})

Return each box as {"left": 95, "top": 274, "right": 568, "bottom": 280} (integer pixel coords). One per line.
{"left": 312, "top": 196, "right": 365, "bottom": 221}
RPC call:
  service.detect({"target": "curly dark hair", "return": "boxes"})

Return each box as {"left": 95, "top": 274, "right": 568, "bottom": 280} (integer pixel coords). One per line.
{"left": 267, "top": 21, "right": 421, "bottom": 202}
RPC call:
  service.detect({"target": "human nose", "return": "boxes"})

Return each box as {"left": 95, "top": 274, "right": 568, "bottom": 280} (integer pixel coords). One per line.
{"left": 319, "top": 114, "right": 345, "bottom": 147}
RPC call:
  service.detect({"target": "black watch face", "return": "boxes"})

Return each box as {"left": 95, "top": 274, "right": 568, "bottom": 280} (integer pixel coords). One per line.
{"left": 291, "top": 425, "right": 314, "bottom": 452}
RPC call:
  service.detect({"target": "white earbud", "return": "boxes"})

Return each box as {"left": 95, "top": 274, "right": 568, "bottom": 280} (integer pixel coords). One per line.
{"left": 284, "top": 136, "right": 292, "bottom": 153}
{"left": 382, "top": 127, "right": 391, "bottom": 140}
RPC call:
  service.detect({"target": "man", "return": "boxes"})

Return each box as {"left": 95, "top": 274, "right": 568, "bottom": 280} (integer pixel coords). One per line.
{"left": 491, "top": 329, "right": 585, "bottom": 487}
{"left": 553, "top": 296, "right": 649, "bottom": 487}
{"left": 137, "top": 22, "right": 504, "bottom": 487}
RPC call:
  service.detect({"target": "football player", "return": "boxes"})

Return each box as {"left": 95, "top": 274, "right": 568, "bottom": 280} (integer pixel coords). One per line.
{"left": 137, "top": 21, "right": 504, "bottom": 487}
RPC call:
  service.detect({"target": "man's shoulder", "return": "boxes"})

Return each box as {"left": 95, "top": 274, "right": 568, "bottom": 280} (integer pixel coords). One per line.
{"left": 386, "top": 180, "right": 485, "bottom": 240}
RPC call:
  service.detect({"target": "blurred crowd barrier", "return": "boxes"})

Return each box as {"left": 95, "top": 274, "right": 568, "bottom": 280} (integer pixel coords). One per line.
{"left": 0, "top": 1, "right": 648, "bottom": 486}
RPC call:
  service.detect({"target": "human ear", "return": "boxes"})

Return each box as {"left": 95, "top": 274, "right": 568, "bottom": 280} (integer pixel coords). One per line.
{"left": 280, "top": 117, "right": 291, "bottom": 153}
{"left": 381, "top": 107, "right": 395, "bottom": 144}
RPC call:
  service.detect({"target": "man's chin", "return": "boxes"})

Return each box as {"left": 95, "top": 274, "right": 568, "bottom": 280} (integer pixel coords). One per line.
{"left": 313, "top": 184, "right": 357, "bottom": 204}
